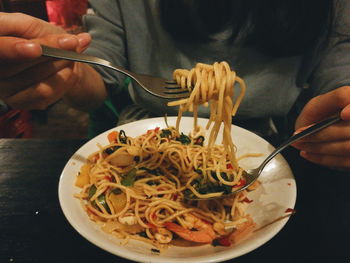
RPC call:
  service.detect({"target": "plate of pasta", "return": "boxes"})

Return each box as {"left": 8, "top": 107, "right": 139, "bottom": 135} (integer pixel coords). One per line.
{"left": 59, "top": 62, "right": 296, "bottom": 262}
{"left": 59, "top": 116, "right": 296, "bottom": 263}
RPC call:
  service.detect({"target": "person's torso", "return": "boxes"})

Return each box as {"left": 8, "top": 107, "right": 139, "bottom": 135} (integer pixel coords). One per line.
{"left": 116, "top": 1, "right": 304, "bottom": 121}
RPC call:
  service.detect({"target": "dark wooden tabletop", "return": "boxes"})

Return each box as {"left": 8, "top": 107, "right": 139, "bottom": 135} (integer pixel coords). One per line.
{"left": 0, "top": 138, "right": 349, "bottom": 263}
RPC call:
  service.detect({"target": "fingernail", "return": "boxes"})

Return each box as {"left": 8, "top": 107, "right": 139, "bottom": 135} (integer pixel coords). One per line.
{"left": 77, "top": 32, "right": 90, "bottom": 48}
{"left": 15, "top": 41, "right": 40, "bottom": 54}
{"left": 291, "top": 141, "right": 301, "bottom": 148}
{"left": 58, "top": 35, "right": 78, "bottom": 47}
{"left": 293, "top": 123, "right": 315, "bottom": 135}
{"left": 300, "top": 151, "right": 308, "bottom": 158}
{"left": 341, "top": 105, "right": 350, "bottom": 120}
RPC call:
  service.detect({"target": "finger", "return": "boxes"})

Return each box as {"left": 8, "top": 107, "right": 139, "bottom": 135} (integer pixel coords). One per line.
{"left": 34, "top": 34, "right": 80, "bottom": 50}
{"left": 76, "top": 32, "right": 91, "bottom": 53}
{"left": 294, "top": 120, "right": 350, "bottom": 143}
{"left": 0, "top": 33, "right": 79, "bottom": 63}
{"left": 300, "top": 151, "right": 350, "bottom": 170}
{"left": 0, "top": 57, "right": 49, "bottom": 79}
{"left": 5, "top": 66, "right": 76, "bottom": 110}
{"left": 0, "top": 59, "right": 74, "bottom": 98}
{"left": 0, "top": 37, "right": 42, "bottom": 61}
{"left": 0, "top": 12, "right": 64, "bottom": 37}
{"left": 33, "top": 32, "right": 91, "bottom": 53}
{"left": 341, "top": 104, "right": 350, "bottom": 120}
{"left": 296, "top": 86, "right": 350, "bottom": 129}
{"left": 0, "top": 33, "right": 91, "bottom": 77}
{"left": 35, "top": 32, "right": 92, "bottom": 53}
{"left": 293, "top": 140, "right": 350, "bottom": 156}
{"left": 0, "top": 12, "right": 91, "bottom": 61}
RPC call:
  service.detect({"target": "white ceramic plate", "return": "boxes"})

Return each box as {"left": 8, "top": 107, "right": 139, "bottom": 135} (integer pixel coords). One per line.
{"left": 59, "top": 117, "right": 296, "bottom": 263}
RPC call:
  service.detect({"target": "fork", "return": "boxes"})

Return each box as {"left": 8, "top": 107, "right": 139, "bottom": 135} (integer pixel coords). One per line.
{"left": 40, "top": 45, "right": 189, "bottom": 99}
{"left": 186, "top": 113, "right": 342, "bottom": 200}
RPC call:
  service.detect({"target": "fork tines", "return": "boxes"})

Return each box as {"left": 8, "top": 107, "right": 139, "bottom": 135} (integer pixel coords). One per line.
{"left": 165, "top": 80, "right": 177, "bottom": 84}
{"left": 163, "top": 83, "right": 189, "bottom": 95}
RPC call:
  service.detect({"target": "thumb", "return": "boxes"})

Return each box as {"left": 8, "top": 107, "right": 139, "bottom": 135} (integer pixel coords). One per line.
{"left": 295, "top": 86, "right": 350, "bottom": 129}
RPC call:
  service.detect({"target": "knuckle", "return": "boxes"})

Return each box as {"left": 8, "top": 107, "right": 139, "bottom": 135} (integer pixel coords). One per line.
{"left": 333, "top": 86, "right": 350, "bottom": 103}
{"left": 36, "top": 85, "right": 54, "bottom": 100}
{"left": 25, "top": 20, "right": 44, "bottom": 38}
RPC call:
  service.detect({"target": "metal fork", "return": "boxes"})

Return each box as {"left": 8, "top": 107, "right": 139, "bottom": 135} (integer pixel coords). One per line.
{"left": 40, "top": 45, "right": 189, "bottom": 99}
{"left": 186, "top": 113, "right": 342, "bottom": 200}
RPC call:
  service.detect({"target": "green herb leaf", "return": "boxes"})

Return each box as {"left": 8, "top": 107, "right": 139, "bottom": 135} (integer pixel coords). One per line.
{"left": 112, "top": 188, "right": 122, "bottom": 195}
{"left": 183, "top": 189, "right": 195, "bottom": 199}
{"left": 195, "top": 169, "right": 203, "bottom": 175}
{"left": 160, "top": 129, "right": 172, "bottom": 138}
{"left": 88, "top": 185, "right": 97, "bottom": 200}
{"left": 139, "top": 167, "right": 162, "bottom": 176}
{"left": 104, "top": 145, "right": 121, "bottom": 155}
{"left": 146, "top": 180, "right": 160, "bottom": 186}
{"left": 138, "top": 231, "right": 148, "bottom": 238}
{"left": 176, "top": 133, "right": 191, "bottom": 145}
{"left": 88, "top": 185, "right": 111, "bottom": 213}
{"left": 119, "top": 130, "right": 128, "bottom": 144}
{"left": 97, "top": 194, "right": 111, "bottom": 213}
{"left": 121, "top": 168, "right": 137, "bottom": 186}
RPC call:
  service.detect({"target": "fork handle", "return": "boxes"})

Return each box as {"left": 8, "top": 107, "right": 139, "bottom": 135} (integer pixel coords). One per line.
{"left": 40, "top": 45, "right": 136, "bottom": 80}
{"left": 257, "top": 113, "right": 342, "bottom": 173}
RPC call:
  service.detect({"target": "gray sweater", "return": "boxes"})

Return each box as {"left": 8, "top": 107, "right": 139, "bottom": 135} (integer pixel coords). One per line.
{"left": 84, "top": 0, "right": 350, "bottom": 137}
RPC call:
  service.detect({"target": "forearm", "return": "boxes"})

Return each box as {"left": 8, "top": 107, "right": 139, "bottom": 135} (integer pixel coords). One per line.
{"left": 64, "top": 62, "right": 107, "bottom": 112}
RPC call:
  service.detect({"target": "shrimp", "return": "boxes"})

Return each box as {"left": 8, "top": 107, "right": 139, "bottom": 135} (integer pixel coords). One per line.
{"left": 164, "top": 214, "right": 216, "bottom": 243}
{"left": 229, "top": 216, "right": 256, "bottom": 244}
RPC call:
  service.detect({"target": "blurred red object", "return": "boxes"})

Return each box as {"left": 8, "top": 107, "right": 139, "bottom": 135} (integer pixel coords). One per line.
{"left": 0, "top": 110, "right": 32, "bottom": 138}
{"left": 46, "top": 0, "right": 88, "bottom": 27}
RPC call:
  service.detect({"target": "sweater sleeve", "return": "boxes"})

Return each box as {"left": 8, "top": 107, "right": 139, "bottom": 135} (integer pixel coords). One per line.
{"left": 307, "top": 0, "right": 350, "bottom": 97}
{"left": 83, "top": 0, "right": 127, "bottom": 95}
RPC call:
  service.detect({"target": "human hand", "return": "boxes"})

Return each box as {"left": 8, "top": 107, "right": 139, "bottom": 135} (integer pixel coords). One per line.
{"left": 0, "top": 12, "right": 91, "bottom": 110}
{"left": 293, "top": 86, "right": 350, "bottom": 170}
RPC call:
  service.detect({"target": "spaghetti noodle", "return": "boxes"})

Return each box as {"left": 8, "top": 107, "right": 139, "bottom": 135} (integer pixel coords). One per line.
{"left": 74, "top": 62, "right": 257, "bottom": 249}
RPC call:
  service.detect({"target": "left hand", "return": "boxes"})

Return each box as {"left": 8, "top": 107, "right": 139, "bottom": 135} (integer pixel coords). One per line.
{"left": 293, "top": 86, "right": 350, "bottom": 170}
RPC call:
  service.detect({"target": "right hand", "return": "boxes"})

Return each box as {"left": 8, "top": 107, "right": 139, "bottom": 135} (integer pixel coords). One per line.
{"left": 0, "top": 12, "right": 91, "bottom": 110}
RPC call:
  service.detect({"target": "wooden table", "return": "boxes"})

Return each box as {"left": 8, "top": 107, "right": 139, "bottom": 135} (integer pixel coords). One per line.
{"left": 0, "top": 139, "right": 349, "bottom": 262}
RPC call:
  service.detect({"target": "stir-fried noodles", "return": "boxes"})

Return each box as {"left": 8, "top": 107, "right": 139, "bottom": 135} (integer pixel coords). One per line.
{"left": 74, "top": 62, "right": 259, "bottom": 249}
